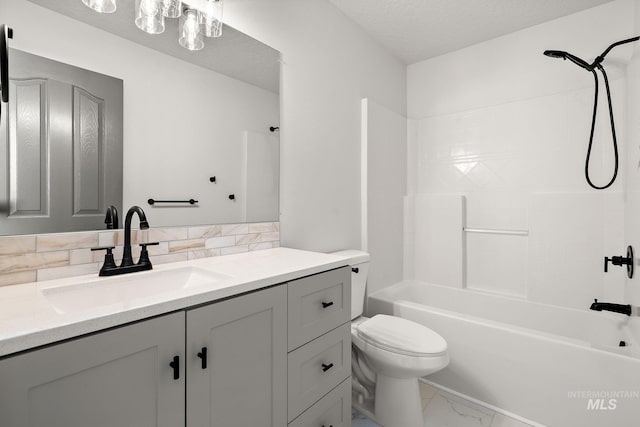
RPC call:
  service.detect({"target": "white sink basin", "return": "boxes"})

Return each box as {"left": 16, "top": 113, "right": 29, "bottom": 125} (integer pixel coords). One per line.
{"left": 42, "top": 266, "right": 230, "bottom": 314}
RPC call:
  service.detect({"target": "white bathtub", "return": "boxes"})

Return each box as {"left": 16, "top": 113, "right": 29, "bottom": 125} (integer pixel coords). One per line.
{"left": 368, "top": 281, "right": 640, "bottom": 427}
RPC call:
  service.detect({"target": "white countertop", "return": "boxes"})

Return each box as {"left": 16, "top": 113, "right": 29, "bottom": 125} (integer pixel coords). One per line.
{"left": 0, "top": 247, "right": 348, "bottom": 357}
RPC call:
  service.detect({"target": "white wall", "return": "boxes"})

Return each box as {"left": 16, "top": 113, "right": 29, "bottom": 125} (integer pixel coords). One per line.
{"left": 361, "top": 99, "right": 406, "bottom": 300}
{"left": 1, "top": 0, "right": 279, "bottom": 227}
{"left": 224, "top": 0, "right": 407, "bottom": 253}
{"left": 406, "top": 0, "right": 635, "bottom": 310}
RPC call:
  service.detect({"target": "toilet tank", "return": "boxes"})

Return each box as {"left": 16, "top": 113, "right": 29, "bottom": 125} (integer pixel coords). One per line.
{"left": 330, "top": 250, "right": 370, "bottom": 319}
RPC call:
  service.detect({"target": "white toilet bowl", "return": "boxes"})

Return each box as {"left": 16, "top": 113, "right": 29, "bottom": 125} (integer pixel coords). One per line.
{"left": 351, "top": 314, "right": 449, "bottom": 427}
{"left": 330, "top": 250, "right": 450, "bottom": 427}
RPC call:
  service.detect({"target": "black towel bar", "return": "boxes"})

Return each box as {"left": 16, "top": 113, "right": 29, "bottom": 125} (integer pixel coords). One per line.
{"left": 148, "top": 198, "right": 198, "bottom": 205}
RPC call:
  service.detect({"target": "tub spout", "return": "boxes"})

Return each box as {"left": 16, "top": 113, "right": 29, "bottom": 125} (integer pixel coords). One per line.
{"left": 590, "top": 299, "right": 633, "bottom": 316}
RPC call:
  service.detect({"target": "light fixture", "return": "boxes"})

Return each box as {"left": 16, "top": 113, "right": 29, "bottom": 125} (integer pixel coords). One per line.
{"left": 135, "top": 0, "right": 165, "bottom": 34}
{"left": 82, "top": 0, "right": 117, "bottom": 13}
{"left": 179, "top": 8, "right": 204, "bottom": 51}
{"left": 162, "top": 0, "right": 182, "bottom": 18}
{"left": 200, "top": 0, "right": 223, "bottom": 38}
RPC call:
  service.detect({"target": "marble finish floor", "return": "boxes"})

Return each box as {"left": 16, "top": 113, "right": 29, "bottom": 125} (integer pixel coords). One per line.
{"left": 352, "top": 382, "right": 537, "bottom": 427}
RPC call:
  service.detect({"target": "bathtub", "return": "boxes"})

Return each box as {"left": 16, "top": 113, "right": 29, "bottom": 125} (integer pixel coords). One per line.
{"left": 368, "top": 281, "right": 640, "bottom": 427}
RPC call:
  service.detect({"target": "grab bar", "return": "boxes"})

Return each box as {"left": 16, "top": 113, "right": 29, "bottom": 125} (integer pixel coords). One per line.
{"left": 463, "top": 227, "right": 528, "bottom": 236}
{"left": 148, "top": 198, "right": 198, "bottom": 205}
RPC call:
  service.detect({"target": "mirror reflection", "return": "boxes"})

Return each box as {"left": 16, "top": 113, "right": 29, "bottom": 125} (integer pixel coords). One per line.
{"left": 0, "top": 0, "right": 280, "bottom": 236}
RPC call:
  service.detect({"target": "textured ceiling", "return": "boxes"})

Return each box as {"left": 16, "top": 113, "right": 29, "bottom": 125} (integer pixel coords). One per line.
{"left": 328, "top": 0, "right": 615, "bottom": 64}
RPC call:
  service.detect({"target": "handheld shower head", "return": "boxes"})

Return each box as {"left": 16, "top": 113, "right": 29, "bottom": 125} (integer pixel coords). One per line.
{"left": 543, "top": 36, "right": 640, "bottom": 190}
{"left": 543, "top": 50, "right": 567, "bottom": 59}
{"left": 543, "top": 49, "right": 592, "bottom": 70}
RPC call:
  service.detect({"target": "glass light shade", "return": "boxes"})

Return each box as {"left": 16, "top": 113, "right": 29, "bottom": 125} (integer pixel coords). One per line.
{"left": 179, "top": 9, "right": 204, "bottom": 51}
{"left": 200, "top": 0, "right": 223, "bottom": 38}
{"left": 135, "top": 0, "right": 165, "bottom": 34}
{"left": 162, "top": 0, "right": 182, "bottom": 18}
{"left": 82, "top": 0, "right": 117, "bottom": 13}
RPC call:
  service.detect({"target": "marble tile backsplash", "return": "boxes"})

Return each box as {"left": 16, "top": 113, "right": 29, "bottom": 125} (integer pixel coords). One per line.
{"left": 0, "top": 222, "right": 280, "bottom": 287}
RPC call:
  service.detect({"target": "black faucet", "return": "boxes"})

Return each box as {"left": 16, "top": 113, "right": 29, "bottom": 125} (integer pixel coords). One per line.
{"left": 122, "top": 206, "right": 149, "bottom": 267}
{"left": 91, "top": 205, "right": 158, "bottom": 276}
{"left": 590, "top": 299, "right": 632, "bottom": 316}
{"left": 104, "top": 205, "right": 119, "bottom": 229}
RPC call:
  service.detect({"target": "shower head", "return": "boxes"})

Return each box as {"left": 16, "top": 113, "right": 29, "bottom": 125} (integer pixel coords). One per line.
{"left": 543, "top": 50, "right": 567, "bottom": 59}
{"left": 543, "top": 49, "right": 592, "bottom": 70}
{"left": 543, "top": 36, "right": 640, "bottom": 72}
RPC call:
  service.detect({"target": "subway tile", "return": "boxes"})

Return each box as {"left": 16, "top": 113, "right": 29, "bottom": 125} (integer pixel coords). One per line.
{"left": 0, "top": 236, "right": 36, "bottom": 255}
{"left": 205, "top": 236, "right": 236, "bottom": 249}
{"left": 221, "top": 245, "right": 249, "bottom": 255}
{"left": 0, "top": 251, "right": 69, "bottom": 274}
{"left": 221, "top": 224, "right": 249, "bottom": 236}
{"left": 148, "top": 227, "right": 188, "bottom": 242}
{"left": 151, "top": 253, "right": 189, "bottom": 265}
{"left": 169, "top": 239, "right": 205, "bottom": 253}
{"left": 248, "top": 222, "right": 278, "bottom": 233}
{"left": 188, "top": 249, "right": 221, "bottom": 260}
{"left": 188, "top": 225, "right": 222, "bottom": 239}
{"left": 37, "top": 232, "right": 98, "bottom": 252}
{"left": 249, "top": 242, "right": 274, "bottom": 252}
{"left": 37, "top": 263, "right": 100, "bottom": 282}
{"left": 107, "top": 230, "right": 150, "bottom": 246}
{"left": 259, "top": 232, "right": 279, "bottom": 242}
{"left": 98, "top": 231, "right": 117, "bottom": 247}
{"left": 236, "top": 233, "right": 261, "bottom": 245}
{"left": 70, "top": 248, "right": 94, "bottom": 265}
{"left": 0, "top": 271, "right": 37, "bottom": 287}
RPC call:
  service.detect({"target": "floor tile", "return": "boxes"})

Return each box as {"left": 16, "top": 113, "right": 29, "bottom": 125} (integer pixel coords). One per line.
{"left": 423, "top": 392, "right": 495, "bottom": 427}
{"left": 419, "top": 381, "right": 438, "bottom": 409}
{"left": 490, "top": 413, "right": 534, "bottom": 427}
{"left": 352, "top": 409, "right": 381, "bottom": 427}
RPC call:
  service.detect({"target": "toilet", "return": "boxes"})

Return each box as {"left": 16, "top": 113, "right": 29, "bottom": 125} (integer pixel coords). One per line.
{"left": 331, "top": 250, "right": 449, "bottom": 427}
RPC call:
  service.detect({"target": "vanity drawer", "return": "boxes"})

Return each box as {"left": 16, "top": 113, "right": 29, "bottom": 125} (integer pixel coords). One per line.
{"left": 287, "top": 323, "right": 351, "bottom": 421}
{"left": 288, "top": 267, "right": 350, "bottom": 351}
{"left": 288, "top": 377, "right": 351, "bottom": 427}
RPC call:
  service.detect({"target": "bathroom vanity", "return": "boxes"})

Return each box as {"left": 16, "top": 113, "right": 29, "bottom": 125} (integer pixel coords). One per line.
{"left": 0, "top": 248, "right": 352, "bottom": 427}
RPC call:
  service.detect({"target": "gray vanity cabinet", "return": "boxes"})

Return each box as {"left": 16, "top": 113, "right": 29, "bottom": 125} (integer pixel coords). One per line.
{"left": 0, "top": 269, "right": 338, "bottom": 427}
{"left": 186, "top": 284, "right": 287, "bottom": 427}
{"left": 0, "top": 311, "right": 185, "bottom": 427}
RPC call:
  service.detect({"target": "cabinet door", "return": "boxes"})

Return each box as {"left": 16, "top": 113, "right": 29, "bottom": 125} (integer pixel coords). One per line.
{"left": 0, "top": 312, "right": 185, "bottom": 427}
{"left": 187, "top": 285, "right": 287, "bottom": 427}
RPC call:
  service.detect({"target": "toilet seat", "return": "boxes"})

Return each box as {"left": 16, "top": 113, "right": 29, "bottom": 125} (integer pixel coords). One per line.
{"left": 356, "top": 314, "right": 447, "bottom": 357}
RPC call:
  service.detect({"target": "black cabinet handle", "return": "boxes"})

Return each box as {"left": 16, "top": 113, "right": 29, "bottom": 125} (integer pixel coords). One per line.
{"left": 321, "top": 363, "right": 334, "bottom": 372}
{"left": 321, "top": 301, "right": 334, "bottom": 309}
{"left": 169, "top": 356, "right": 180, "bottom": 380}
{"left": 322, "top": 425, "right": 333, "bottom": 427}
{"left": 197, "top": 347, "right": 207, "bottom": 370}
{"left": 352, "top": 267, "right": 359, "bottom": 273}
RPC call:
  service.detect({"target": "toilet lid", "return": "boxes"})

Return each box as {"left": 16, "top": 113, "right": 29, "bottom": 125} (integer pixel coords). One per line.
{"left": 356, "top": 314, "right": 447, "bottom": 356}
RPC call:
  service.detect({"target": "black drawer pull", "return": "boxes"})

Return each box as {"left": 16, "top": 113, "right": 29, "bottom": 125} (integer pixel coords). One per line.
{"left": 352, "top": 267, "right": 359, "bottom": 273}
{"left": 197, "top": 347, "right": 207, "bottom": 369}
{"left": 322, "top": 425, "right": 333, "bottom": 427}
{"left": 321, "top": 363, "right": 334, "bottom": 372}
{"left": 321, "top": 301, "right": 334, "bottom": 309}
{"left": 169, "top": 356, "right": 180, "bottom": 380}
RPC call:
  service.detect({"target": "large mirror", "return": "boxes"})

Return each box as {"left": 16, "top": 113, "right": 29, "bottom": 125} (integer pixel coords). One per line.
{"left": 0, "top": 0, "right": 280, "bottom": 235}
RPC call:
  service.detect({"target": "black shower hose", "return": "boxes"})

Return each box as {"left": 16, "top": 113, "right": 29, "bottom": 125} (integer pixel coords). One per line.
{"left": 584, "top": 65, "right": 618, "bottom": 190}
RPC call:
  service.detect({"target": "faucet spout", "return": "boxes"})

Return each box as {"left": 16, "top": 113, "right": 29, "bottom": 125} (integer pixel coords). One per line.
{"left": 590, "top": 299, "right": 632, "bottom": 316}
{"left": 122, "top": 206, "right": 149, "bottom": 267}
